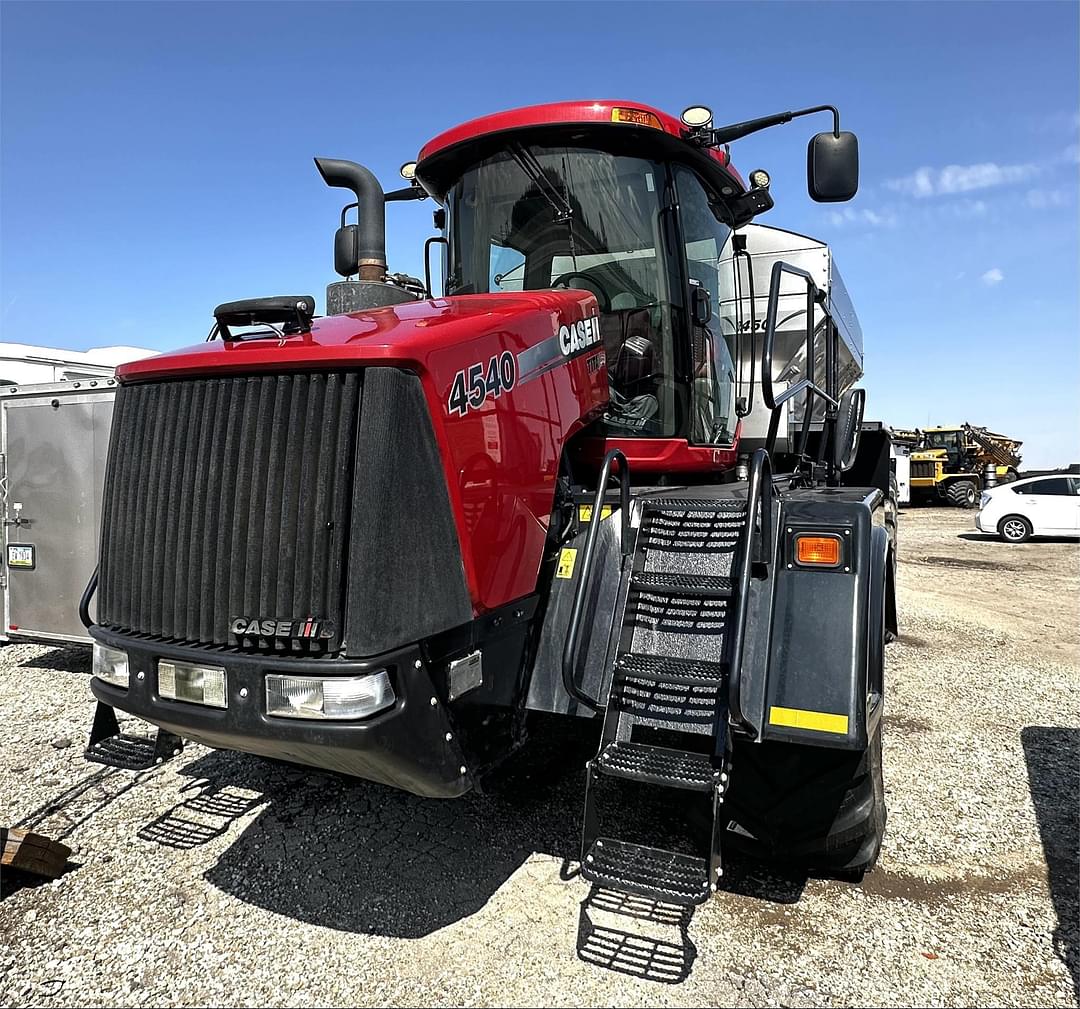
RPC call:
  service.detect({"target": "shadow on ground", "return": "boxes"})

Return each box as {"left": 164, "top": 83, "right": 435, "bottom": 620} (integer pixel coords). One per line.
{"left": 957, "top": 532, "right": 1077, "bottom": 544}
{"left": 125, "top": 717, "right": 812, "bottom": 958}
{"left": 16, "top": 644, "right": 91, "bottom": 673}
{"left": 186, "top": 717, "right": 600, "bottom": 939}
{"left": 1022, "top": 726, "right": 1079, "bottom": 1003}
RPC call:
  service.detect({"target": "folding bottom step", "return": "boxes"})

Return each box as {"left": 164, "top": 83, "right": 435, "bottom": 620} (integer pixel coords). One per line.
{"left": 84, "top": 703, "right": 183, "bottom": 771}
{"left": 85, "top": 732, "right": 182, "bottom": 770}
{"left": 582, "top": 837, "right": 711, "bottom": 905}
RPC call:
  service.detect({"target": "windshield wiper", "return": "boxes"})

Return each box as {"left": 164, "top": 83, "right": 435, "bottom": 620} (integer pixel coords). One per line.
{"left": 508, "top": 143, "right": 574, "bottom": 223}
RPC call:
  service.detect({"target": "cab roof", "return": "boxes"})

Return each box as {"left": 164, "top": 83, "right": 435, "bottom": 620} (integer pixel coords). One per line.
{"left": 416, "top": 99, "right": 745, "bottom": 191}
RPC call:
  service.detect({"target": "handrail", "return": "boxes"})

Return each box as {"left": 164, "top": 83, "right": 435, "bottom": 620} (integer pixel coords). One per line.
{"left": 769, "top": 376, "right": 839, "bottom": 410}
{"left": 727, "top": 447, "right": 772, "bottom": 738}
{"left": 561, "top": 449, "right": 631, "bottom": 713}
{"left": 732, "top": 240, "right": 756, "bottom": 418}
{"left": 760, "top": 260, "right": 840, "bottom": 468}
{"left": 79, "top": 566, "right": 98, "bottom": 630}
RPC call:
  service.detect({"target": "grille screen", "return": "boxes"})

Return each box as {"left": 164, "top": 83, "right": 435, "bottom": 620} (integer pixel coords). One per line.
{"left": 98, "top": 372, "right": 360, "bottom": 652}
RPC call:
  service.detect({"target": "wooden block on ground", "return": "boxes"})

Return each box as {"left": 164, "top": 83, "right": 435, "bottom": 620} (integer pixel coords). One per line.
{"left": 1, "top": 826, "right": 72, "bottom": 879}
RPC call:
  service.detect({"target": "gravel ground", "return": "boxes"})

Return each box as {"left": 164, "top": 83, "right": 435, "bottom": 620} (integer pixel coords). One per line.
{"left": 1, "top": 506, "right": 1077, "bottom": 1007}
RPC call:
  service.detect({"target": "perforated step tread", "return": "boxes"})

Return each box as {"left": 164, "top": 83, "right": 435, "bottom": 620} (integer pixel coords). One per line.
{"left": 617, "top": 653, "right": 727, "bottom": 685}
{"left": 582, "top": 837, "right": 711, "bottom": 905}
{"left": 631, "top": 571, "right": 734, "bottom": 598}
{"left": 596, "top": 741, "right": 716, "bottom": 791}
{"left": 84, "top": 733, "right": 182, "bottom": 771}
{"left": 643, "top": 498, "right": 747, "bottom": 513}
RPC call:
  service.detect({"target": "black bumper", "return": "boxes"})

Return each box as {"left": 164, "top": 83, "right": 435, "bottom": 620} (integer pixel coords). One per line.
{"left": 88, "top": 626, "right": 471, "bottom": 798}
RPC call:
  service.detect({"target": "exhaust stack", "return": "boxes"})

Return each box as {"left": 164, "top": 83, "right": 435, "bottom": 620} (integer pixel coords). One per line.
{"left": 314, "top": 157, "right": 418, "bottom": 314}
{"left": 314, "top": 157, "right": 387, "bottom": 282}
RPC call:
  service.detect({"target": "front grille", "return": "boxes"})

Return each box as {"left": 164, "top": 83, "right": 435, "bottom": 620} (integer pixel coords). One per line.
{"left": 911, "top": 461, "right": 937, "bottom": 479}
{"left": 98, "top": 372, "right": 360, "bottom": 652}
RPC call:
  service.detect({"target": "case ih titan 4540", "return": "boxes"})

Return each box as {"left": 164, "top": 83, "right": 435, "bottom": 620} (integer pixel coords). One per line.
{"left": 82, "top": 100, "right": 897, "bottom": 904}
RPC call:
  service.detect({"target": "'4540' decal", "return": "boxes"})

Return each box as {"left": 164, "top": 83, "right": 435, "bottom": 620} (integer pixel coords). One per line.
{"left": 447, "top": 351, "right": 517, "bottom": 417}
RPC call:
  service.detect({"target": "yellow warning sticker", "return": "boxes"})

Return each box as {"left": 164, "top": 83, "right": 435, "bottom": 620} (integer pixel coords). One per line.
{"left": 578, "top": 504, "right": 613, "bottom": 523}
{"left": 556, "top": 547, "right": 577, "bottom": 579}
{"left": 768, "top": 706, "right": 849, "bottom": 735}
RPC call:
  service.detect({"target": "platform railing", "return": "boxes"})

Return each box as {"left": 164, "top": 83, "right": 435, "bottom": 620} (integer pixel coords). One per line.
{"left": 760, "top": 260, "right": 841, "bottom": 475}
{"left": 561, "top": 449, "right": 631, "bottom": 713}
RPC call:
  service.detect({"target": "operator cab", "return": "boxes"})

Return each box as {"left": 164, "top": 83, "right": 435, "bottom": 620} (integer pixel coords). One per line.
{"left": 314, "top": 99, "right": 858, "bottom": 477}
{"left": 416, "top": 106, "right": 746, "bottom": 452}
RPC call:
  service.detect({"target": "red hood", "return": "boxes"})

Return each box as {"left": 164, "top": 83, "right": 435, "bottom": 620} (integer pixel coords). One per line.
{"left": 118, "top": 291, "right": 596, "bottom": 382}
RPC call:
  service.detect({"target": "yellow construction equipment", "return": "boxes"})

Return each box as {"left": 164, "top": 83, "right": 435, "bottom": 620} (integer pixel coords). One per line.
{"left": 907, "top": 424, "right": 1022, "bottom": 507}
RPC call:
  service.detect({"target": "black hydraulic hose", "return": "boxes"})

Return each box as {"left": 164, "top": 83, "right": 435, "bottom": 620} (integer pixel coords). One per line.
{"left": 79, "top": 566, "right": 98, "bottom": 630}
{"left": 727, "top": 448, "right": 772, "bottom": 738}
{"left": 561, "top": 449, "right": 630, "bottom": 713}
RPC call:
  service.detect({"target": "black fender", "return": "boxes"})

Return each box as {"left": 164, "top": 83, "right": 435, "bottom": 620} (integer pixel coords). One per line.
{"left": 756, "top": 487, "right": 889, "bottom": 751}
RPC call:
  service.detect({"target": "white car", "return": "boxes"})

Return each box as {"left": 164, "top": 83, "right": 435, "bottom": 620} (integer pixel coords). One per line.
{"left": 975, "top": 474, "right": 1080, "bottom": 543}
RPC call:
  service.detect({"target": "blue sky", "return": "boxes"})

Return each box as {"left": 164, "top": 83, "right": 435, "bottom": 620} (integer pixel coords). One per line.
{"left": 2, "top": 1, "right": 1077, "bottom": 467}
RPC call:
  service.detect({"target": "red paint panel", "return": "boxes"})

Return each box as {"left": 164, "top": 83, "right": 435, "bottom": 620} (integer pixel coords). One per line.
{"left": 118, "top": 291, "right": 608, "bottom": 615}
{"left": 574, "top": 428, "right": 741, "bottom": 478}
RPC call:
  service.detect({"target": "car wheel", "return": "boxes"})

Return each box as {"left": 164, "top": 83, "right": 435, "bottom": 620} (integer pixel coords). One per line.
{"left": 999, "top": 515, "right": 1032, "bottom": 543}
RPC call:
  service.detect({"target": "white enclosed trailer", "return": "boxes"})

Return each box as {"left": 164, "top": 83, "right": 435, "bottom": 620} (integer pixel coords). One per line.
{"left": 0, "top": 345, "right": 156, "bottom": 646}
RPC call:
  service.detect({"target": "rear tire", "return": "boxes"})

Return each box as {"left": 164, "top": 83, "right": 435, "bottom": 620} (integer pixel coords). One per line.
{"left": 724, "top": 728, "right": 886, "bottom": 874}
{"left": 999, "top": 514, "right": 1032, "bottom": 543}
{"left": 946, "top": 479, "right": 978, "bottom": 508}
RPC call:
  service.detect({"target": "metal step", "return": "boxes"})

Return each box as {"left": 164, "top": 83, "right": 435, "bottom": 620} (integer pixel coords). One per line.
{"left": 84, "top": 732, "right": 183, "bottom": 771}
{"left": 617, "top": 653, "right": 727, "bottom": 685}
{"left": 582, "top": 837, "right": 711, "bottom": 905}
{"left": 596, "top": 741, "right": 715, "bottom": 791}
{"left": 630, "top": 571, "right": 734, "bottom": 598}
{"left": 642, "top": 498, "right": 747, "bottom": 513}
{"left": 84, "top": 702, "right": 183, "bottom": 771}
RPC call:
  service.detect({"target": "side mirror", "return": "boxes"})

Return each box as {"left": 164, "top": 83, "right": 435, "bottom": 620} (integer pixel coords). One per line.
{"left": 334, "top": 224, "right": 359, "bottom": 278}
{"left": 691, "top": 284, "right": 712, "bottom": 326}
{"left": 807, "top": 131, "right": 859, "bottom": 202}
{"left": 833, "top": 387, "right": 866, "bottom": 472}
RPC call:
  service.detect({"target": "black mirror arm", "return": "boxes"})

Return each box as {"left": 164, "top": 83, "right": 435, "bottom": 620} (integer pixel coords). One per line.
{"left": 698, "top": 105, "right": 841, "bottom": 148}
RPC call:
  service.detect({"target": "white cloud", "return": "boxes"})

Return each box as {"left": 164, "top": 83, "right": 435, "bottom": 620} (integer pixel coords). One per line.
{"left": 1025, "top": 188, "right": 1069, "bottom": 210}
{"left": 980, "top": 268, "right": 1004, "bottom": 287}
{"left": 886, "top": 161, "right": 1039, "bottom": 198}
{"left": 827, "top": 206, "right": 898, "bottom": 228}
{"left": 1063, "top": 143, "right": 1080, "bottom": 165}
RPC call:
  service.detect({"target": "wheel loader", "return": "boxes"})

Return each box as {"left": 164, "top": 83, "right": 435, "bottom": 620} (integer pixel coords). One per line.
{"left": 80, "top": 99, "right": 896, "bottom": 904}
{"left": 909, "top": 424, "right": 1022, "bottom": 507}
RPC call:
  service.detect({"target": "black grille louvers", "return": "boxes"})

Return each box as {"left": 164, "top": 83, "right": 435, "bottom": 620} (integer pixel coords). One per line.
{"left": 98, "top": 372, "right": 360, "bottom": 652}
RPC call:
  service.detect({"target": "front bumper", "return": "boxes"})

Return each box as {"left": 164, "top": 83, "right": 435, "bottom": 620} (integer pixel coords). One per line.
{"left": 88, "top": 626, "right": 471, "bottom": 797}
{"left": 975, "top": 510, "right": 989, "bottom": 532}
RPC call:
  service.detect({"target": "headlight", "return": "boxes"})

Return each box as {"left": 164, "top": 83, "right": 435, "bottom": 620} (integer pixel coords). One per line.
{"left": 979, "top": 493, "right": 990, "bottom": 508}
{"left": 93, "top": 642, "right": 129, "bottom": 689}
{"left": 265, "top": 671, "right": 395, "bottom": 720}
{"left": 158, "top": 660, "right": 227, "bottom": 709}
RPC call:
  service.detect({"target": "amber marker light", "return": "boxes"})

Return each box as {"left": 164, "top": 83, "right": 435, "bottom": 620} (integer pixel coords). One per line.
{"left": 795, "top": 534, "right": 842, "bottom": 567}
{"left": 611, "top": 107, "right": 662, "bottom": 129}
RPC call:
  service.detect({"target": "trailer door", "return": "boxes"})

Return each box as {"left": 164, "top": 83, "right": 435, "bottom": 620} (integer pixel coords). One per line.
{"left": 2, "top": 388, "right": 114, "bottom": 644}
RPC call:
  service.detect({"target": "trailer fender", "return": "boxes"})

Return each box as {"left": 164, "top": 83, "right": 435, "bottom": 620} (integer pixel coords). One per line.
{"left": 760, "top": 490, "right": 887, "bottom": 751}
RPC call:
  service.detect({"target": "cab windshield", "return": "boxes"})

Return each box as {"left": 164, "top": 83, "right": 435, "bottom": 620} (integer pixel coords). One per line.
{"left": 445, "top": 145, "right": 680, "bottom": 436}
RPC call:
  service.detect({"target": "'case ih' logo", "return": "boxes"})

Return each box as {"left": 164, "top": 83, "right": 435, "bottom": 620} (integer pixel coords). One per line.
{"left": 558, "top": 315, "right": 601, "bottom": 357}
{"left": 230, "top": 617, "right": 335, "bottom": 640}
